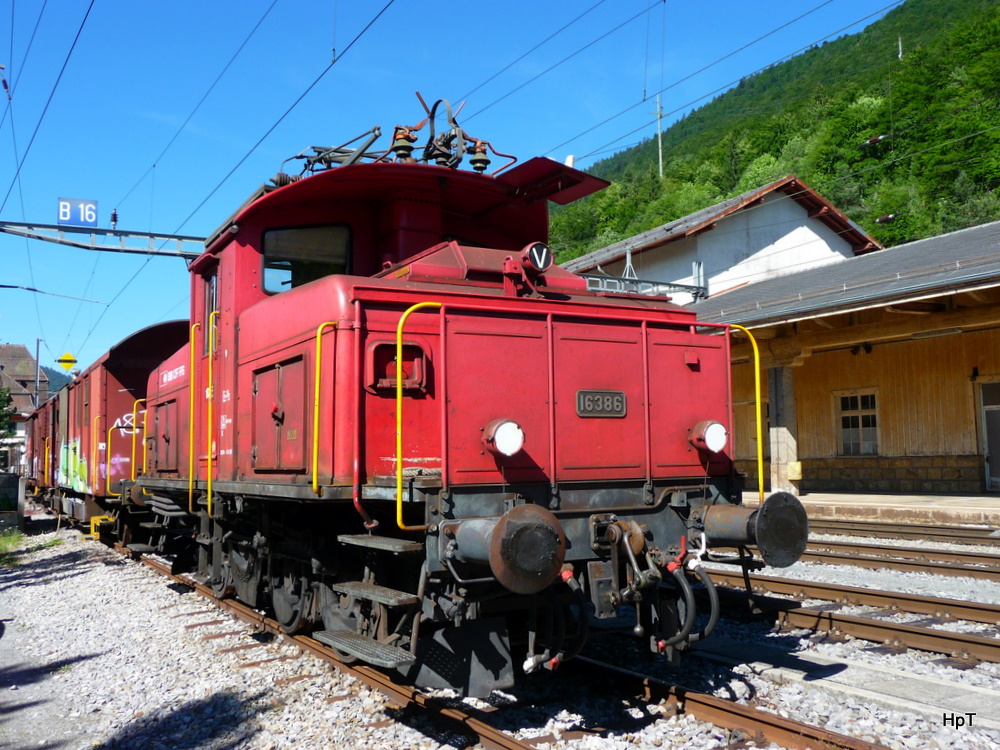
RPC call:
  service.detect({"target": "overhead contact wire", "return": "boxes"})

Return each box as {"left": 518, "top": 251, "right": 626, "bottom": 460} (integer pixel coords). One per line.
{"left": 76, "top": 0, "right": 399, "bottom": 354}
{"left": 173, "top": 0, "right": 399, "bottom": 234}
{"left": 464, "top": 1, "right": 657, "bottom": 122}
{"left": 455, "top": 0, "right": 608, "bottom": 104}
{"left": 550, "top": 1, "right": 901, "bottom": 161}
{"left": 0, "top": 0, "right": 95, "bottom": 216}
{"left": 115, "top": 0, "right": 281, "bottom": 211}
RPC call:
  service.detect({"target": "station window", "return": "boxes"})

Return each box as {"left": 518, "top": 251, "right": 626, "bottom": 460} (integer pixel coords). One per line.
{"left": 836, "top": 389, "right": 878, "bottom": 456}
{"left": 263, "top": 225, "right": 350, "bottom": 293}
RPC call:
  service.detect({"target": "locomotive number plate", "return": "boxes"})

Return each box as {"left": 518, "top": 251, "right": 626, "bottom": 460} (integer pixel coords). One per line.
{"left": 576, "top": 390, "right": 627, "bottom": 418}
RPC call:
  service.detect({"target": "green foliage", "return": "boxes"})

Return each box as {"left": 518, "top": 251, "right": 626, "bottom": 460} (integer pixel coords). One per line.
{"left": 552, "top": 0, "right": 1000, "bottom": 264}
{"left": 0, "top": 387, "right": 14, "bottom": 437}
{"left": 42, "top": 366, "right": 71, "bottom": 392}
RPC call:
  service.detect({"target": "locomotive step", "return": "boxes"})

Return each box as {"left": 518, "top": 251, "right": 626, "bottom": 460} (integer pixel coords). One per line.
{"left": 312, "top": 630, "right": 416, "bottom": 669}
{"left": 139, "top": 522, "right": 164, "bottom": 530}
{"left": 337, "top": 534, "right": 423, "bottom": 553}
{"left": 125, "top": 543, "right": 156, "bottom": 554}
{"left": 334, "top": 581, "right": 419, "bottom": 607}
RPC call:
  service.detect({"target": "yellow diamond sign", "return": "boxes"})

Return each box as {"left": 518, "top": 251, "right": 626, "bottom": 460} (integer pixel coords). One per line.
{"left": 57, "top": 352, "right": 78, "bottom": 371}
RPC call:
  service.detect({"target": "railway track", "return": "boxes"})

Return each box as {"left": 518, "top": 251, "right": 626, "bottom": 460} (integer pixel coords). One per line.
{"left": 808, "top": 519, "right": 1000, "bottom": 545}
{"left": 135, "top": 554, "right": 531, "bottom": 750}
{"left": 796, "top": 540, "right": 1000, "bottom": 582}
{"left": 709, "top": 569, "right": 1000, "bottom": 663}
{"left": 125, "top": 548, "right": 890, "bottom": 750}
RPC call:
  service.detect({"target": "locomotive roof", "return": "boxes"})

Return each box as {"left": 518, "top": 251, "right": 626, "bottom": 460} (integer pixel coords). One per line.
{"left": 75, "top": 320, "right": 190, "bottom": 379}
{"left": 203, "top": 157, "right": 607, "bottom": 258}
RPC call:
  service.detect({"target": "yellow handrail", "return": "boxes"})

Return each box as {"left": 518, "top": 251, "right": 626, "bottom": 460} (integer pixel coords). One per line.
{"left": 106, "top": 423, "right": 122, "bottom": 497}
{"left": 43, "top": 437, "right": 50, "bottom": 485}
{"left": 130, "top": 399, "right": 146, "bottom": 481}
{"left": 729, "top": 324, "right": 764, "bottom": 503}
{"left": 396, "top": 301, "right": 442, "bottom": 531}
{"left": 91, "top": 414, "right": 105, "bottom": 495}
{"left": 313, "top": 322, "right": 338, "bottom": 495}
{"left": 141, "top": 408, "right": 151, "bottom": 494}
{"left": 207, "top": 310, "right": 220, "bottom": 518}
{"left": 188, "top": 322, "right": 201, "bottom": 513}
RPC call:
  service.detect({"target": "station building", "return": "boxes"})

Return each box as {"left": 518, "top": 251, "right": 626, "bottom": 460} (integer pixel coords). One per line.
{"left": 564, "top": 176, "right": 1000, "bottom": 496}
{"left": 0, "top": 344, "right": 48, "bottom": 472}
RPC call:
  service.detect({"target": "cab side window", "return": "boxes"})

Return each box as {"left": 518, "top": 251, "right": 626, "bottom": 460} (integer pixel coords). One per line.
{"left": 263, "top": 225, "right": 350, "bottom": 293}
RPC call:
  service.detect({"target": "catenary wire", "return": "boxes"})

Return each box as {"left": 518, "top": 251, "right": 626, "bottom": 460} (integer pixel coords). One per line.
{"left": 63, "top": 0, "right": 280, "bottom": 358}
{"left": 455, "top": 0, "right": 608, "bottom": 104}
{"left": 114, "top": 0, "right": 280, "bottom": 212}
{"left": 4, "top": 95, "right": 51, "bottom": 356}
{"left": 463, "top": 1, "right": 658, "bottom": 122}
{"left": 550, "top": 1, "right": 901, "bottom": 162}
{"left": 73, "top": 0, "right": 399, "bottom": 357}
{"left": 563, "top": 128, "right": 1000, "bottom": 290}
{"left": 0, "top": 0, "right": 49, "bottom": 134}
{"left": 0, "top": 0, "right": 95, "bottom": 217}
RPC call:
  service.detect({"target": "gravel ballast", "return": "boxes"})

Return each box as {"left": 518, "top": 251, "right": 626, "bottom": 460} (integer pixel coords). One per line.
{"left": 4, "top": 522, "right": 1000, "bottom": 750}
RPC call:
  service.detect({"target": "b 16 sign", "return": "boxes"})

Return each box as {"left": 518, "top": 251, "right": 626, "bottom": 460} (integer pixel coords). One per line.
{"left": 58, "top": 198, "right": 98, "bottom": 228}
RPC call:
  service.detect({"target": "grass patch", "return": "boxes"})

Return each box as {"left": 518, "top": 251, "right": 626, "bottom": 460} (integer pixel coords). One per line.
{"left": 0, "top": 530, "right": 62, "bottom": 567}
{"left": 0, "top": 529, "right": 23, "bottom": 567}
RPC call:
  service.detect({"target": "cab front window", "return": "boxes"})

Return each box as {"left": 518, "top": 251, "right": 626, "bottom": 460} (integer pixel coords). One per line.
{"left": 263, "top": 224, "right": 350, "bottom": 293}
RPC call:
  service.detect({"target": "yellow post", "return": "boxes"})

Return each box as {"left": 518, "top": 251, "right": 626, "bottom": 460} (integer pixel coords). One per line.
{"left": 188, "top": 322, "right": 200, "bottom": 513}
{"left": 396, "top": 301, "right": 441, "bottom": 531}
{"left": 206, "top": 310, "right": 220, "bottom": 517}
{"left": 141, "top": 407, "right": 152, "bottom": 495}
{"left": 106, "top": 424, "right": 122, "bottom": 497}
{"left": 130, "top": 399, "right": 146, "bottom": 481}
{"left": 91, "top": 414, "right": 105, "bottom": 494}
{"left": 86, "top": 515, "right": 113, "bottom": 540}
{"left": 728, "top": 324, "right": 764, "bottom": 504}
{"left": 313, "top": 322, "right": 338, "bottom": 495}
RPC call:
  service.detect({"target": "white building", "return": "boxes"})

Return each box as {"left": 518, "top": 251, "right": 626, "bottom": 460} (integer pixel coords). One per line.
{"left": 562, "top": 176, "right": 880, "bottom": 305}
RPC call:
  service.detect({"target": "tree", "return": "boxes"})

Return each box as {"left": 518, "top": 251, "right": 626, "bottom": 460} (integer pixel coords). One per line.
{"left": 0, "top": 387, "right": 14, "bottom": 472}
{"left": 0, "top": 388, "right": 13, "bottom": 438}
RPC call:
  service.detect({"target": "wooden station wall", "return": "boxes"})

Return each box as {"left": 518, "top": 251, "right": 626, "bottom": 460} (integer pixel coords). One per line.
{"left": 731, "top": 328, "right": 1000, "bottom": 494}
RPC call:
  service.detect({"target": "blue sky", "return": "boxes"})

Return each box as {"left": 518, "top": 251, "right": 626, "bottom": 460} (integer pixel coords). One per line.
{"left": 0, "top": 0, "right": 900, "bottom": 372}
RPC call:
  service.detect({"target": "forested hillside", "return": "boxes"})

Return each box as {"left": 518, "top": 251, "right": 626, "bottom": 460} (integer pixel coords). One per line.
{"left": 552, "top": 0, "right": 1000, "bottom": 262}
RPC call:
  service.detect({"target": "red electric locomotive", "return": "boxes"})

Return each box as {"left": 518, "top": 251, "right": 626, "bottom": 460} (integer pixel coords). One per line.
{"left": 29, "top": 100, "right": 807, "bottom": 696}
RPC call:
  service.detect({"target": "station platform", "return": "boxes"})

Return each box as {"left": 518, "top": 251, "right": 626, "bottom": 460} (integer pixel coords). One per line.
{"left": 743, "top": 490, "right": 1000, "bottom": 527}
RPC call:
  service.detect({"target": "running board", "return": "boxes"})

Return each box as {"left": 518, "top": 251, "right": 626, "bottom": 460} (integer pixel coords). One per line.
{"left": 337, "top": 534, "right": 422, "bottom": 553}
{"left": 334, "top": 581, "right": 419, "bottom": 607}
{"left": 313, "top": 630, "right": 416, "bottom": 669}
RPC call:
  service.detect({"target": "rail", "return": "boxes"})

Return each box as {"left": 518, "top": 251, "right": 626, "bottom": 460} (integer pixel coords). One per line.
{"left": 132, "top": 550, "right": 884, "bottom": 750}
{"left": 188, "top": 322, "right": 200, "bottom": 513}
{"left": 396, "top": 301, "right": 442, "bottom": 531}
{"left": 313, "top": 322, "right": 338, "bottom": 495}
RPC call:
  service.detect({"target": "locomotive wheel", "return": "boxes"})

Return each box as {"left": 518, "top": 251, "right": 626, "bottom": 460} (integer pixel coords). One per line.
{"left": 271, "top": 560, "right": 311, "bottom": 634}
